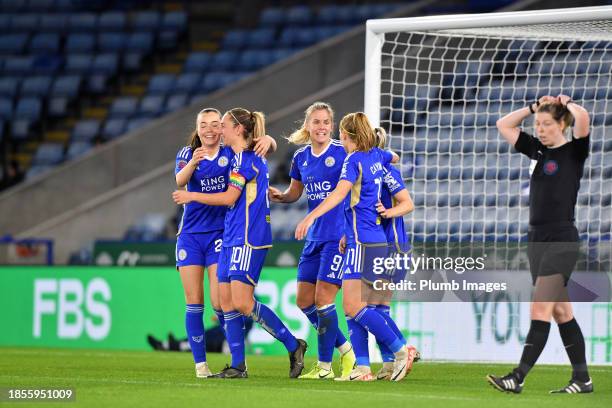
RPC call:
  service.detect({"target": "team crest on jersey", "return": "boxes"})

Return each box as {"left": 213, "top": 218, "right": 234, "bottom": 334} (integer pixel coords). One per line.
{"left": 191, "top": 335, "right": 203, "bottom": 343}
{"left": 177, "top": 160, "right": 188, "bottom": 170}
{"left": 178, "top": 249, "right": 187, "bottom": 261}
{"left": 325, "top": 157, "right": 335, "bottom": 167}
{"left": 218, "top": 156, "right": 229, "bottom": 167}
{"left": 543, "top": 160, "right": 558, "bottom": 175}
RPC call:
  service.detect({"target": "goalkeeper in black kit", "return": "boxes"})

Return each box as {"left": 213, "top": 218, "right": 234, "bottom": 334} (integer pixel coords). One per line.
{"left": 487, "top": 95, "right": 593, "bottom": 394}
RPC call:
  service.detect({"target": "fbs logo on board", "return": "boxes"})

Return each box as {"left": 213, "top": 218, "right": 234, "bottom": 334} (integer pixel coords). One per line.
{"left": 33, "top": 278, "right": 112, "bottom": 341}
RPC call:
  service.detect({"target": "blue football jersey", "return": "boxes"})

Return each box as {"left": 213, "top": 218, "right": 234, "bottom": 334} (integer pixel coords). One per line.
{"left": 175, "top": 146, "right": 233, "bottom": 234}
{"left": 339, "top": 148, "right": 392, "bottom": 245}
{"left": 224, "top": 151, "right": 272, "bottom": 248}
{"left": 381, "top": 164, "right": 409, "bottom": 250}
{"left": 289, "top": 140, "right": 346, "bottom": 242}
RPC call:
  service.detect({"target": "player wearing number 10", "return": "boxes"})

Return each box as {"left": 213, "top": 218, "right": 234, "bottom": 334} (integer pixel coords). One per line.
{"left": 173, "top": 108, "right": 307, "bottom": 379}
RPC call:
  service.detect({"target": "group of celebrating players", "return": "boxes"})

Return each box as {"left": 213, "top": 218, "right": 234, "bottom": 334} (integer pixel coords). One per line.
{"left": 171, "top": 95, "right": 595, "bottom": 394}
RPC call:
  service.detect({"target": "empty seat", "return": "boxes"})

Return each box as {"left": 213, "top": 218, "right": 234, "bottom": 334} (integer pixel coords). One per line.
{"left": 29, "top": 33, "right": 60, "bottom": 54}
{"left": 247, "top": 29, "right": 275, "bottom": 48}
{"left": 15, "top": 97, "right": 41, "bottom": 120}
{"left": 138, "top": 95, "right": 165, "bottom": 116}
{"left": 66, "top": 34, "right": 95, "bottom": 53}
{"left": 51, "top": 75, "right": 82, "bottom": 98}
{"left": 259, "top": 8, "right": 285, "bottom": 27}
{"left": 0, "top": 33, "right": 29, "bottom": 54}
{"left": 26, "top": 165, "right": 53, "bottom": 180}
{"left": 223, "top": 29, "right": 249, "bottom": 50}
{"left": 286, "top": 6, "right": 312, "bottom": 25}
{"left": 102, "top": 118, "right": 127, "bottom": 139}
{"left": 109, "top": 97, "right": 138, "bottom": 118}
{"left": 165, "top": 94, "right": 188, "bottom": 112}
{"left": 65, "top": 54, "right": 93, "bottom": 73}
{"left": 11, "top": 14, "right": 39, "bottom": 32}
{"left": 184, "top": 52, "right": 212, "bottom": 72}
{"left": 126, "top": 32, "right": 154, "bottom": 53}
{"left": 148, "top": 74, "right": 176, "bottom": 95}
{"left": 175, "top": 73, "right": 201, "bottom": 93}
{"left": 33, "top": 142, "right": 64, "bottom": 165}
{"left": 211, "top": 51, "right": 238, "bottom": 71}
{"left": 98, "top": 33, "right": 127, "bottom": 52}
{"left": 91, "top": 54, "right": 118, "bottom": 75}
{"left": 123, "top": 52, "right": 144, "bottom": 72}
{"left": 126, "top": 117, "right": 150, "bottom": 132}
{"left": 0, "top": 77, "right": 20, "bottom": 98}
{"left": 161, "top": 11, "right": 187, "bottom": 31}
{"left": 0, "top": 97, "right": 13, "bottom": 120}
{"left": 131, "top": 11, "right": 160, "bottom": 31}
{"left": 66, "top": 141, "right": 93, "bottom": 160}
{"left": 98, "top": 11, "right": 126, "bottom": 31}
{"left": 39, "top": 14, "right": 68, "bottom": 32}
{"left": 71, "top": 119, "right": 100, "bottom": 142}
{"left": 20, "top": 76, "right": 53, "bottom": 97}
{"left": 68, "top": 13, "right": 97, "bottom": 32}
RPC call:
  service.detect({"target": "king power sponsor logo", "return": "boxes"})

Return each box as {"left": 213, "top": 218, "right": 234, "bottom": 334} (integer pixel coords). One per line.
{"left": 33, "top": 278, "right": 112, "bottom": 341}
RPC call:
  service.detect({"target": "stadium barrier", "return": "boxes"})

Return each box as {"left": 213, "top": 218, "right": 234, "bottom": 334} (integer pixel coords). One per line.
{"left": 0, "top": 266, "right": 610, "bottom": 364}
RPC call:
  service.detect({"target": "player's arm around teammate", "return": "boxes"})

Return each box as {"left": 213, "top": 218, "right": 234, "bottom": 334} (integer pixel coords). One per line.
{"left": 269, "top": 102, "right": 356, "bottom": 379}
{"left": 174, "top": 108, "right": 307, "bottom": 379}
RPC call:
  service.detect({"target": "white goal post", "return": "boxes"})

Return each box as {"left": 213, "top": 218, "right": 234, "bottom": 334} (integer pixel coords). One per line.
{"left": 364, "top": 6, "right": 612, "bottom": 250}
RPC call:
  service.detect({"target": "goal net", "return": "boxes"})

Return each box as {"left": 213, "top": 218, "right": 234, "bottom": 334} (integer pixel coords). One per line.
{"left": 366, "top": 6, "right": 612, "bottom": 269}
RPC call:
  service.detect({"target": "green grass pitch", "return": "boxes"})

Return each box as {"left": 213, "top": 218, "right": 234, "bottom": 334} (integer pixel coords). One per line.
{"left": 1, "top": 347, "right": 610, "bottom": 408}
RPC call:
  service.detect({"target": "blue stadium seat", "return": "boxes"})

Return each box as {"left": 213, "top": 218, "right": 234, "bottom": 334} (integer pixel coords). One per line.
{"left": 165, "top": 94, "right": 188, "bottom": 113}
{"left": 29, "top": 33, "right": 60, "bottom": 54}
{"left": 0, "top": 97, "right": 12, "bottom": 120}
{"left": 66, "top": 141, "right": 93, "bottom": 160}
{"left": 131, "top": 11, "right": 160, "bottom": 31}
{"left": 317, "top": 5, "right": 341, "bottom": 25}
{"left": 98, "top": 33, "right": 127, "bottom": 52}
{"left": 123, "top": 53, "right": 144, "bottom": 72}
{"left": 247, "top": 29, "right": 275, "bottom": 48}
{"left": 102, "top": 118, "right": 127, "bottom": 139}
{"left": 26, "top": 165, "right": 53, "bottom": 179}
{"left": 148, "top": 74, "right": 176, "bottom": 95}
{"left": 294, "top": 28, "right": 318, "bottom": 47}
{"left": 91, "top": 54, "right": 118, "bottom": 75}
{"left": 126, "top": 117, "right": 150, "bottom": 132}
{"left": 51, "top": 75, "right": 81, "bottom": 98}
{"left": 272, "top": 48, "right": 295, "bottom": 62}
{"left": 211, "top": 51, "right": 239, "bottom": 71}
{"left": 20, "top": 76, "right": 53, "bottom": 97}
{"left": 28, "top": 0, "right": 55, "bottom": 12}
{"left": 71, "top": 119, "right": 100, "bottom": 142}
{"left": 259, "top": 8, "right": 285, "bottom": 27}
{"left": 109, "top": 97, "right": 138, "bottom": 119}
{"left": 65, "top": 54, "right": 93, "bottom": 74}
{"left": 278, "top": 27, "right": 299, "bottom": 47}
{"left": 0, "top": 33, "right": 29, "bottom": 54}
{"left": 286, "top": 6, "right": 313, "bottom": 25}
{"left": 126, "top": 32, "right": 154, "bottom": 53}
{"left": 184, "top": 52, "right": 212, "bottom": 72}
{"left": 0, "top": 77, "right": 20, "bottom": 98}
{"left": 15, "top": 97, "right": 41, "bottom": 120}
{"left": 158, "top": 30, "right": 178, "bottom": 50}
{"left": 223, "top": 30, "right": 248, "bottom": 50}
{"left": 33, "top": 142, "right": 64, "bottom": 165}
{"left": 138, "top": 95, "right": 164, "bottom": 117}
{"left": 98, "top": 11, "right": 126, "bottom": 32}
{"left": 39, "top": 14, "right": 68, "bottom": 32}
{"left": 175, "top": 73, "right": 201, "bottom": 93}
{"left": 32, "top": 54, "right": 62, "bottom": 74}
{"left": 68, "top": 13, "right": 97, "bottom": 32}
{"left": 238, "top": 50, "right": 270, "bottom": 71}
{"left": 314, "top": 26, "right": 336, "bottom": 42}
{"left": 66, "top": 34, "right": 95, "bottom": 53}
{"left": 47, "top": 96, "right": 70, "bottom": 118}
{"left": 162, "top": 11, "right": 187, "bottom": 31}
{"left": 11, "top": 14, "right": 39, "bottom": 32}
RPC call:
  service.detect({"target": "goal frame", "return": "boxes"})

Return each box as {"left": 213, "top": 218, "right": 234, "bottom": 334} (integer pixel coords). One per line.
{"left": 364, "top": 5, "right": 612, "bottom": 126}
